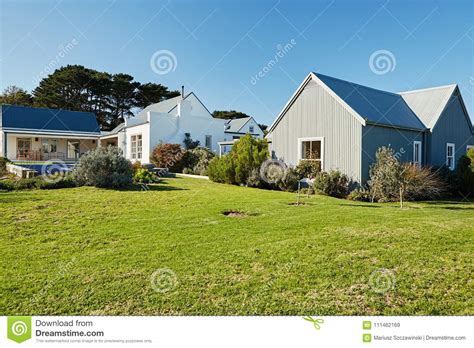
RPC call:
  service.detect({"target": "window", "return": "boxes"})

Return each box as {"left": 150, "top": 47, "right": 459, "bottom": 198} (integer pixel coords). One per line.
{"left": 249, "top": 125, "right": 254, "bottom": 133}
{"left": 42, "top": 139, "right": 57, "bottom": 153}
{"left": 413, "top": 141, "right": 422, "bottom": 167}
{"left": 67, "top": 141, "right": 80, "bottom": 159}
{"left": 298, "top": 137, "right": 323, "bottom": 169}
{"left": 131, "top": 134, "right": 142, "bottom": 160}
{"left": 205, "top": 135, "right": 212, "bottom": 149}
{"left": 17, "top": 138, "right": 31, "bottom": 158}
{"left": 233, "top": 136, "right": 240, "bottom": 140}
{"left": 446, "top": 143, "right": 455, "bottom": 170}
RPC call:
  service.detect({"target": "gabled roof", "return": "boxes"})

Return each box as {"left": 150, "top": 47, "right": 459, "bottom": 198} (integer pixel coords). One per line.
{"left": 0, "top": 104, "right": 100, "bottom": 134}
{"left": 139, "top": 92, "right": 213, "bottom": 117}
{"left": 399, "top": 84, "right": 458, "bottom": 130}
{"left": 225, "top": 117, "right": 252, "bottom": 133}
{"left": 268, "top": 73, "right": 428, "bottom": 134}
{"left": 314, "top": 73, "right": 426, "bottom": 130}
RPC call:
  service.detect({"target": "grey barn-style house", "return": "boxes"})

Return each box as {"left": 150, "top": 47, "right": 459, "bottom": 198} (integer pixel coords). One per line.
{"left": 266, "top": 72, "right": 474, "bottom": 184}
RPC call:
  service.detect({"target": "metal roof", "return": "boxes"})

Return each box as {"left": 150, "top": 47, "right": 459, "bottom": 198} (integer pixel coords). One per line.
{"left": 0, "top": 104, "right": 100, "bottom": 134}
{"left": 225, "top": 117, "right": 252, "bottom": 133}
{"left": 314, "top": 73, "right": 426, "bottom": 130}
{"left": 399, "top": 85, "right": 457, "bottom": 129}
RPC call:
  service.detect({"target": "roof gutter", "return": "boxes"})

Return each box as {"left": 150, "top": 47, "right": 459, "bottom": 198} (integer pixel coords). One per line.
{"left": 365, "top": 121, "right": 428, "bottom": 133}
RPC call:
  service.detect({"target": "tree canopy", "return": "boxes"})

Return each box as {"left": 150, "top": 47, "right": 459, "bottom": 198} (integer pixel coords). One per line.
{"left": 1, "top": 65, "right": 180, "bottom": 130}
{"left": 0, "top": 86, "right": 33, "bottom": 106}
{"left": 212, "top": 110, "right": 251, "bottom": 120}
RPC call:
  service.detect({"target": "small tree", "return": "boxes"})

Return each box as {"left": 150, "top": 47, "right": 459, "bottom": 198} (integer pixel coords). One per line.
{"left": 368, "top": 147, "right": 402, "bottom": 203}
{"left": 207, "top": 134, "right": 269, "bottom": 186}
{"left": 232, "top": 134, "right": 269, "bottom": 185}
{"left": 73, "top": 146, "right": 133, "bottom": 188}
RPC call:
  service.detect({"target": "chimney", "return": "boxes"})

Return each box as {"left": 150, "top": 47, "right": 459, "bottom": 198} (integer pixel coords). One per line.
{"left": 181, "top": 85, "right": 185, "bottom": 99}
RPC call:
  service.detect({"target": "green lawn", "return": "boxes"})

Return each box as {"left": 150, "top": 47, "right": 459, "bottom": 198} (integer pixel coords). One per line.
{"left": 0, "top": 177, "right": 473, "bottom": 315}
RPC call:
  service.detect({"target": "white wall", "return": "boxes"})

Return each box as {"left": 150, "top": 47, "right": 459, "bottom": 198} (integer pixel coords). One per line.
{"left": 242, "top": 118, "right": 265, "bottom": 138}
{"left": 121, "top": 93, "right": 264, "bottom": 164}
{"left": 0, "top": 130, "right": 4, "bottom": 157}
{"left": 125, "top": 123, "right": 150, "bottom": 164}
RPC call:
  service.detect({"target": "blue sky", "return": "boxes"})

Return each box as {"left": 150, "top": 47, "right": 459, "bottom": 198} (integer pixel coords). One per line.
{"left": 1, "top": 0, "right": 473, "bottom": 126}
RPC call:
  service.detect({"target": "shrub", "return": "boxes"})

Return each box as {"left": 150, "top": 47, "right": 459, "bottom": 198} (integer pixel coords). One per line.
{"left": 276, "top": 167, "right": 299, "bottom": 192}
{"left": 73, "top": 146, "right": 133, "bottom": 189}
{"left": 37, "top": 175, "right": 77, "bottom": 189}
{"left": 150, "top": 143, "right": 185, "bottom": 172}
{"left": 0, "top": 175, "right": 76, "bottom": 191}
{"left": 0, "top": 179, "right": 15, "bottom": 191}
{"left": 182, "top": 147, "right": 215, "bottom": 176}
{"left": 131, "top": 161, "right": 142, "bottom": 173}
{"left": 133, "top": 168, "right": 159, "bottom": 184}
{"left": 348, "top": 187, "right": 371, "bottom": 202}
{"left": 367, "top": 147, "right": 445, "bottom": 205}
{"left": 456, "top": 154, "right": 474, "bottom": 195}
{"left": 0, "top": 157, "right": 11, "bottom": 175}
{"left": 207, "top": 155, "right": 235, "bottom": 184}
{"left": 246, "top": 168, "right": 262, "bottom": 187}
{"left": 313, "top": 170, "right": 349, "bottom": 198}
{"left": 467, "top": 147, "right": 474, "bottom": 164}
{"left": 295, "top": 160, "right": 321, "bottom": 179}
{"left": 232, "top": 135, "right": 269, "bottom": 185}
{"left": 402, "top": 164, "right": 445, "bottom": 200}
{"left": 208, "top": 134, "right": 269, "bottom": 186}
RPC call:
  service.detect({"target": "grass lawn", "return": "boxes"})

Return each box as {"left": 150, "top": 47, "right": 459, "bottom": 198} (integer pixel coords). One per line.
{"left": 0, "top": 177, "right": 473, "bottom": 315}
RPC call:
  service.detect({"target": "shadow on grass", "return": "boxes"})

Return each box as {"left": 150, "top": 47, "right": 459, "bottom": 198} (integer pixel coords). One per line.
{"left": 422, "top": 199, "right": 474, "bottom": 205}
{"left": 121, "top": 182, "right": 187, "bottom": 192}
{"left": 338, "top": 203, "right": 381, "bottom": 208}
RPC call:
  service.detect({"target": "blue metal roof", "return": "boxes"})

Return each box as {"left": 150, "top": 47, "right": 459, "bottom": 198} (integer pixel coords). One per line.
{"left": 315, "top": 73, "right": 426, "bottom": 130}
{"left": 0, "top": 105, "right": 100, "bottom": 133}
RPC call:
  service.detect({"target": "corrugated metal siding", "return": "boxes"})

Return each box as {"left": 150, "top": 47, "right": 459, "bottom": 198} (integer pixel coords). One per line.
{"left": 429, "top": 91, "right": 474, "bottom": 167}
{"left": 270, "top": 80, "right": 363, "bottom": 183}
{"left": 400, "top": 85, "right": 455, "bottom": 128}
{"left": 362, "top": 125, "right": 425, "bottom": 182}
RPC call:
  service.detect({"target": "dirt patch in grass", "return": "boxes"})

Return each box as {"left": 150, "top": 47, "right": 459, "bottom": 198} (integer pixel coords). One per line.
{"left": 222, "top": 210, "right": 250, "bottom": 217}
{"left": 288, "top": 202, "right": 307, "bottom": 206}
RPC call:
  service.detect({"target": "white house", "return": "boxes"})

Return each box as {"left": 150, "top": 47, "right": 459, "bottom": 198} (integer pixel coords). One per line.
{"left": 101, "top": 92, "right": 264, "bottom": 164}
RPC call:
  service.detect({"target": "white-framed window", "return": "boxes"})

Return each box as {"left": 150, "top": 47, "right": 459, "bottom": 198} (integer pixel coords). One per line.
{"left": 249, "top": 125, "right": 254, "bottom": 133}
{"left": 42, "top": 139, "right": 58, "bottom": 153}
{"left": 298, "top": 137, "right": 324, "bottom": 170}
{"left": 413, "top": 141, "right": 422, "bottom": 167}
{"left": 446, "top": 143, "right": 455, "bottom": 170}
{"left": 205, "top": 135, "right": 212, "bottom": 149}
{"left": 131, "top": 134, "right": 142, "bottom": 160}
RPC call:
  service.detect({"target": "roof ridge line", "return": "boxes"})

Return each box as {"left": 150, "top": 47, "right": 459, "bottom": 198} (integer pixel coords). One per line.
{"left": 313, "top": 72, "right": 400, "bottom": 97}
{"left": 398, "top": 84, "right": 457, "bottom": 95}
